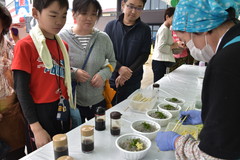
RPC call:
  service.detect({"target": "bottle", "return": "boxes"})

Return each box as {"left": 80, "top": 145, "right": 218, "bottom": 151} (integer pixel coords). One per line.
{"left": 95, "top": 106, "right": 106, "bottom": 131}
{"left": 53, "top": 134, "right": 69, "bottom": 160}
{"left": 81, "top": 125, "right": 94, "bottom": 153}
{"left": 57, "top": 156, "right": 74, "bottom": 160}
{"left": 110, "top": 111, "right": 122, "bottom": 136}
{"left": 153, "top": 83, "right": 160, "bottom": 100}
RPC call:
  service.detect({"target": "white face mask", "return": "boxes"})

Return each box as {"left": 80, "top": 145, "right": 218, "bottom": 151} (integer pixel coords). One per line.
{"left": 186, "top": 34, "right": 215, "bottom": 62}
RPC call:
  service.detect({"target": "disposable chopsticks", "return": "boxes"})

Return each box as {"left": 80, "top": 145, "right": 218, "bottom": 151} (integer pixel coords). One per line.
{"left": 172, "top": 105, "right": 190, "bottom": 132}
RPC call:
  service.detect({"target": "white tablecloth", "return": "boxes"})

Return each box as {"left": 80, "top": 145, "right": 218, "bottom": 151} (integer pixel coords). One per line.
{"left": 20, "top": 64, "right": 206, "bottom": 160}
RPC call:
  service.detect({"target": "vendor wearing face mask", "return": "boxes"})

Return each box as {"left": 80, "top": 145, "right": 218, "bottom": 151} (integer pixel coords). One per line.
{"left": 155, "top": 0, "right": 240, "bottom": 159}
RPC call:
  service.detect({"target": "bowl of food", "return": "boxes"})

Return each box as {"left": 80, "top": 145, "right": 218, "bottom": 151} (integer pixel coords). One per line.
{"left": 157, "top": 103, "right": 181, "bottom": 118}
{"left": 131, "top": 120, "right": 161, "bottom": 140}
{"left": 115, "top": 133, "right": 151, "bottom": 160}
{"left": 165, "top": 122, "right": 199, "bottom": 139}
{"left": 194, "top": 100, "right": 202, "bottom": 111}
{"left": 164, "top": 97, "right": 185, "bottom": 106}
{"left": 146, "top": 109, "right": 172, "bottom": 127}
{"left": 128, "top": 89, "right": 157, "bottom": 113}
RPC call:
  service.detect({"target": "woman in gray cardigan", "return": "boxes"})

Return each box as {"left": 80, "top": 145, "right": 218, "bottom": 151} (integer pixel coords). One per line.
{"left": 59, "top": 0, "right": 116, "bottom": 123}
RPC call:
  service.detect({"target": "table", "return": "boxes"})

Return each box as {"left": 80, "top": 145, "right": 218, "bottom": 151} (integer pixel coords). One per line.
{"left": 20, "top": 64, "right": 206, "bottom": 160}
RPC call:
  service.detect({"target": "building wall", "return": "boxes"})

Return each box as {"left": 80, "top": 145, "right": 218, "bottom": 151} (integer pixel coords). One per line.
{"left": 141, "top": 10, "right": 165, "bottom": 25}
{"left": 95, "top": 15, "right": 116, "bottom": 31}
{"left": 116, "top": 0, "right": 166, "bottom": 25}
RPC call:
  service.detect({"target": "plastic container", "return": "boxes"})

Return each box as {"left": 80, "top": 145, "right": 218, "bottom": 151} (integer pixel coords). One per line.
{"left": 165, "top": 122, "right": 199, "bottom": 139}
{"left": 130, "top": 120, "right": 161, "bottom": 140}
{"left": 164, "top": 97, "right": 185, "bottom": 106}
{"left": 53, "top": 134, "right": 69, "bottom": 160}
{"left": 57, "top": 156, "right": 74, "bottom": 160}
{"left": 95, "top": 107, "right": 106, "bottom": 131}
{"left": 152, "top": 83, "right": 160, "bottom": 100}
{"left": 110, "top": 111, "right": 122, "bottom": 136}
{"left": 157, "top": 103, "right": 181, "bottom": 118}
{"left": 146, "top": 108, "right": 172, "bottom": 127}
{"left": 115, "top": 133, "right": 151, "bottom": 160}
{"left": 81, "top": 125, "right": 94, "bottom": 153}
{"left": 128, "top": 89, "right": 157, "bottom": 113}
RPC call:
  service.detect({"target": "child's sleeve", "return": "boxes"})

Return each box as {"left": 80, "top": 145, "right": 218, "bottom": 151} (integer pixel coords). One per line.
{"left": 11, "top": 40, "right": 33, "bottom": 73}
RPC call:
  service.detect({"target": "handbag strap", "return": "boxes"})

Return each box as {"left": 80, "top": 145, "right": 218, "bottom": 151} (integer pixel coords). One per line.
{"left": 82, "top": 40, "right": 96, "bottom": 70}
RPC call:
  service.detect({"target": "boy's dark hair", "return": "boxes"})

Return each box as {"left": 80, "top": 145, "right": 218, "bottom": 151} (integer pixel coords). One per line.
{"left": 123, "top": 0, "right": 147, "bottom": 6}
{"left": 164, "top": 7, "right": 175, "bottom": 21}
{"left": 73, "top": 0, "right": 102, "bottom": 19}
{"left": 33, "top": 0, "right": 69, "bottom": 13}
{"left": 0, "top": 4, "right": 12, "bottom": 36}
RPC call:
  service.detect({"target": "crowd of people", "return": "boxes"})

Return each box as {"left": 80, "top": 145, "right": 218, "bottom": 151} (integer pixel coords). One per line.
{"left": 0, "top": 0, "right": 239, "bottom": 159}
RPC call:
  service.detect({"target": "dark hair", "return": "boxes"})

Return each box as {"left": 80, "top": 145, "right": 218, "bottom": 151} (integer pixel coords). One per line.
{"left": 226, "top": 7, "right": 240, "bottom": 24}
{"left": 164, "top": 7, "right": 175, "bottom": 21}
{"left": 0, "top": 4, "right": 12, "bottom": 36}
{"left": 72, "top": 0, "right": 102, "bottom": 19}
{"left": 123, "top": 0, "right": 147, "bottom": 6}
{"left": 33, "top": 0, "right": 69, "bottom": 13}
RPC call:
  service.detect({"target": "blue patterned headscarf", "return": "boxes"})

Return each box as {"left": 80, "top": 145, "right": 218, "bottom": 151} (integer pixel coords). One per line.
{"left": 172, "top": 0, "right": 240, "bottom": 32}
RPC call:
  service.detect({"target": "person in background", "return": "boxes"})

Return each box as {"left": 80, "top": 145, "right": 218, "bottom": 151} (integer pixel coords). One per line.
{"left": 156, "top": 0, "right": 240, "bottom": 159}
{"left": 151, "top": 7, "right": 183, "bottom": 82}
{"left": 12, "top": 0, "right": 73, "bottom": 153}
{"left": 10, "top": 27, "right": 20, "bottom": 44}
{"left": 59, "top": 0, "right": 116, "bottom": 123}
{"left": 104, "top": 0, "right": 151, "bottom": 104}
{"left": 0, "top": 4, "right": 26, "bottom": 159}
{"left": 169, "top": 30, "right": 190, "bottom": 72}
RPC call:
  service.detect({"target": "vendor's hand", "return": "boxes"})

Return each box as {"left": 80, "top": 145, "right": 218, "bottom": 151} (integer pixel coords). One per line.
{"left": 0, "top": 113, "right": 3, "bottom": 122}
{"left": 180, "top": 110, "right": 202, "bottom": 125}
{"left": 91, "top": 73, "right": 104, "bottom": 88}
{"left": 30, "top": 122, "right": 51, "bottom": 149}
{"left": 118, "top": 66, "right": 132, "bottom": 81}
{"left": 75, "top": 69, "right": 91, "bottom": 83}
{"left": 155, "top": 131, "right": 180, "bottom": 151}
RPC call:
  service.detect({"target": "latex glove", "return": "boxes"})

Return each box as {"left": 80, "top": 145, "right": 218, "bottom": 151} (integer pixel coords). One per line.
{"left": 180, "top": 110, "right": 202, "bottom": 125}
{"left": 155, "top": 131, "right": 180, "bottom": 151}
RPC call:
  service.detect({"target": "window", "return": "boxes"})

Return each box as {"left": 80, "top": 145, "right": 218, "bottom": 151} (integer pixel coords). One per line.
{"left": 149, "top": 24, "right": 161, "bottom": 45}
{"left": 144, "top": 0, "right": 168, "bottom": 10}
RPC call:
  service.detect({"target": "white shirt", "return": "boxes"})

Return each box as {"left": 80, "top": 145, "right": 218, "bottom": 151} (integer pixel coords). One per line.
{"left": 152, "top": 23, "right": 175, "bottom": 62}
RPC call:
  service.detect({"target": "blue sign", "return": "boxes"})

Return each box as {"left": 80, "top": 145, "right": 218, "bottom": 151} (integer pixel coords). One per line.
{"left": 14, "top": 0, "right": 30, "bottom": 15}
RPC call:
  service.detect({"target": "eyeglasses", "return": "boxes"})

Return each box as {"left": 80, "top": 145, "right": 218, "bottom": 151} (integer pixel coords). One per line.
{"left": 125, "top": 4, "right": 143, "bottom": 11}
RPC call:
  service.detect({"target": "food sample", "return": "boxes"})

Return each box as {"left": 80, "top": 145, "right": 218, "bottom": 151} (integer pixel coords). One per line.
{"left": 134, "top": 122, "right": 157, "bottom": 133}
{"left": 167, "top": 97, "right": 182, "bottom": 103}
{"left": 119, "top": 138, "right": 146, "bottom": 151}
{"left": 161, "top": 104, "right": 177, "bottom": 110}
{"left": 149, "top": 111, "right": 167, "bottom": 119}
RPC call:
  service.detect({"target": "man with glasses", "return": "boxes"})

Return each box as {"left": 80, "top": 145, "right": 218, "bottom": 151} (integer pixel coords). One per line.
{"left": 104, "top": 0, "right": 151, "bottom": 105}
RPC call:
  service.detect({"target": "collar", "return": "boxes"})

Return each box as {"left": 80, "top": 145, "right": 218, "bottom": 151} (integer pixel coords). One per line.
{"left": 118, "top": 13, "right": 141, "bottom": 26}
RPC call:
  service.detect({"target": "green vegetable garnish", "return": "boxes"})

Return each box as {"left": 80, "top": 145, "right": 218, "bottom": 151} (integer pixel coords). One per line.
{"left": 169, "top": 98, "right": 182, "bottom": 103}
{"left": 163, "top": 104, "right": 177, "bottom": 110}
{"left": 130, "top": 138, "right": 140, "bottom": 148}
{"left": 155, "top": 111, "right": 167, "bottom": 119}
{"left": 142, "top": 122, "right": 151, "bottom": 130}
{"left": 170, "top": 98, "right": 178, "bottom": 102}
